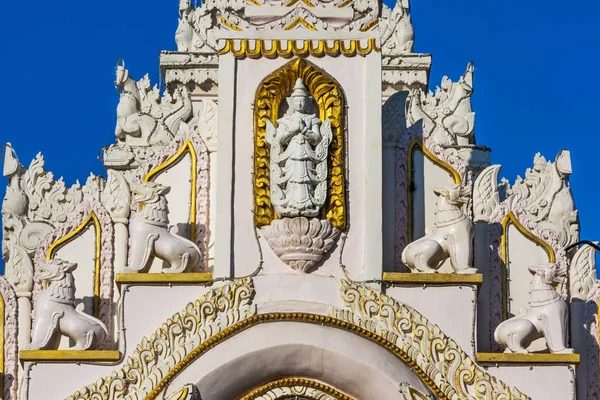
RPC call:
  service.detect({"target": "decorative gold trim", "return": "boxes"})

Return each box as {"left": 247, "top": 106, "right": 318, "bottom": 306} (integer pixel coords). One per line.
{"left": 19, "top": 350, "right": 121, "bottom": 362}
{"left": 152, "top": 313, "right": 433, "bottom": 400}
{"left": 46, "top": 212, "right": 102, "bottom": 318}
{"left": 247, "top": 0, "right": 263, "bottom": 5}
{"left": 220, "top": 17, "right": 244, "bottom": 31}
{"left": 382, "top": 272, "right": 483, "bottom": 285}
{"left": 285, "top": 0, "right": 316, "bottom": 6}
{"left": 219, "top": 39, "right": 380, "bottom": 59}
{"left": 144, "top": 140, "right": 198, "bottom": 242}
{"left": 115, "top": 272, "right": 213, "bottom": 286}
{"left": 336, "top": 0, "right": 353, "bottom": 7}
{"left": 407, "top": 138, "right": 461, "bottom": 242}
{"left": 240, "top": 377, "right": 354, "bottom": 399}
{"left": 166, "top": 386, "right": 194, "bottom": 400}
{"left": 253, "top": 58, "right": 346, "bottom": 230}
{"left": 500, "top": 212, "right": 556, "bottom": 320}
{"left": 284, "top": 16, "right": 318, "bottom": 31}
{"left": 477, "top": 352, "right": 580, "bottom": 364}
{"left": 360, "top": 18, "right": 378, "bottom": 32}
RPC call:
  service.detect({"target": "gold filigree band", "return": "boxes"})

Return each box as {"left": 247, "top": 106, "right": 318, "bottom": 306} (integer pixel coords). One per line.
{"left": 240, "top": 377, "right": 353, "bottom": 400}
{"left": 219, "top": 39, "right": 380, "bottom": 59}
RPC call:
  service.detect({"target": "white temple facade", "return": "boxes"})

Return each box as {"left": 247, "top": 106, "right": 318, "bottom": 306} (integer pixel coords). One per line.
{"left": 1, "top": 0, "right": 598, "bottom": 399}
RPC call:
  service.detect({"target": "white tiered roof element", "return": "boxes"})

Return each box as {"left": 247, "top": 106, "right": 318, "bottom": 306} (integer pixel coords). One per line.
{"left": 1, "top": 0, "right": 599, "bottom": 399}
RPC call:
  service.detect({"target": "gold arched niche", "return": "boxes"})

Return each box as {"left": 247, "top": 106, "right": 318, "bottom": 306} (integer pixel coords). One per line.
{"left": 253, "top": 58, "right": 346, "bottom": 231}
{"left": 500, "top": 212, "right": 556, "bottom": 320}
{"left": 407, "top": 138, "right": 461, "bottom": 242}
{"left": 46, "top": 212, "right": 102, "bottom": 318}
{"left": 144, "top": 140, "right": 198, "bottom": 241}
{"left": 240, "top": 378, "right": 354, "bottom": 400}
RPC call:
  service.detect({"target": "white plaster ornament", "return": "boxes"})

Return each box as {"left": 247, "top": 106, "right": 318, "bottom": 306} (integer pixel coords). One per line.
{"left": 402, "top": 184, "right": 476, "bottom": 274}
{"left": 494, "top": 263, "right": 574, "bottom": 355}
{"left": 26, "top": 259, "right": 108, "bottom": 351}
{"left": 126, "top": 182, "right": 203, "bottom": 273}
{"left": 114, "top": 60, "right": 193, "bottom": 146}
{"left": 261, "top": 217, "right": 340, "bottom": 273}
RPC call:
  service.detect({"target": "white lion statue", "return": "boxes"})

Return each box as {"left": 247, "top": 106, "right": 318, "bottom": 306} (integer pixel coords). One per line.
{"left": 495, "top": 262, "right": 574, "bottom": 354}
{"left": 26, "top": 259, "right": 107, "bottom": 350}
{"left": 126, "top": 182, "right": 202, "bottom": 273}
{"left": 402, "top": 184, "right": 476, "bottom": 274}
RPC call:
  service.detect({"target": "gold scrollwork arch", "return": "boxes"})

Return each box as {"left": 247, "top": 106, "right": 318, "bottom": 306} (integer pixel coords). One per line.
{"left": 240, "top": 378, "right": 353, "bottom": 400}
{"left": 67, "top": 279, "right": 530, "bottom": 400}
{"left": 500, "top": 212, "right": 556, "bottom": 320}
{"left": 254, "top": 58, "right": 346, "bottom": 230}
{"left": 407, "top": 138, "right": 461, "bottom": 242}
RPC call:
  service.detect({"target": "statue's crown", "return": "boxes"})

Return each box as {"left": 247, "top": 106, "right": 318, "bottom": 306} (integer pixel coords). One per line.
{"left": 290, "top": 78, "right": 310, "bottom": 98}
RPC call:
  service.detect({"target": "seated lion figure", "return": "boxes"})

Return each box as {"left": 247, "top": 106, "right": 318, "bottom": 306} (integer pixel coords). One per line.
{"left": 26, "top": 259, "right": 107, "bottom": 350}
{"left": 125, "top": 182, "right": 203, "bottom": 273}
{"left": 494, "top": 262, "right": 574, "bottom": 354}
{"left": 402, "top": 184, "right": 476, "bottom": 274}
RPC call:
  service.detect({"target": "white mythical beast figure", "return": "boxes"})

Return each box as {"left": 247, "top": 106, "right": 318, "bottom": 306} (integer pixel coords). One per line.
{"left": 126, "top": 182, "right": 202, "bottom": 273}
{"left": 402, "top": 184, "right": 476, "bottom": 274}
{"left": 495, "top": 263, "right": 574, "bottom": 354}
{"left": 26, "top": 259, "right": 107, "bottom": 350}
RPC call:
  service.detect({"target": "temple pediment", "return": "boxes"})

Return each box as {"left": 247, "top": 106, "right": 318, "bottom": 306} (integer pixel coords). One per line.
{"left": 1, "top": 0, "right": 597, "bottom": 399}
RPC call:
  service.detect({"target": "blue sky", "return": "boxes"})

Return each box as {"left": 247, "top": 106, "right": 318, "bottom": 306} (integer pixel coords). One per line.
{"left": 1, "top": 1, "right": 599, "bottom": 269}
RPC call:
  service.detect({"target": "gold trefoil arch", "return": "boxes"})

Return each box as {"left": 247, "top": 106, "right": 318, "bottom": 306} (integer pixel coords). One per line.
{"left": 254, "top": 58, "right": 346, "bottom": 230}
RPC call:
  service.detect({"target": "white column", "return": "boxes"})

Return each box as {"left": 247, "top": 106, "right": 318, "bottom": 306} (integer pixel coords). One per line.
{"left": 363, "top": 51, "right": 383, "bottom": 281}
{"left": 17, "top": 294, "right": 31, "bottom": 349}
{"left": 113, "top": 222, "right": 129, "bottom": 271}
{"left": 214, "top": 53, "right": 236, "bottom": 278}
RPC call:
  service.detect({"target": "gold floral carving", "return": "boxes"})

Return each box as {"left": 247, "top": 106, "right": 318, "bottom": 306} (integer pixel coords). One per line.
{"left": 333, "top": 280, "right": 531, "bottom": 400}
{"left": 219, "top": 39, "right": 379, "bottom": 59}
{"left": 240, "top": 378, "right": 352, "bottom": 400}
{"left": 67, "top": 279, "right": 530, "bottom": 400}
{"left": 254, "top": 58, "right": 346, "bottom": 230}
{"left": 67, "top": 279, "right": 256, "bottom": 400}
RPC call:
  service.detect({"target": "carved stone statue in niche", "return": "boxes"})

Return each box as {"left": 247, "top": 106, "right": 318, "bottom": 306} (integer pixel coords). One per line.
{"left": 494, "top": 262, "right": 574, "bottom": 355}
{"left": 402, "top": 184, "right": 476, "bottom": 274}
{"left": 266, "top": 78, "right": 332, "bottom": 218}
{"left": 26, "top": 259, "right": 107, "bottom": 350}
{"left": 262, "top": 78, "right": 339, "bottom": 273}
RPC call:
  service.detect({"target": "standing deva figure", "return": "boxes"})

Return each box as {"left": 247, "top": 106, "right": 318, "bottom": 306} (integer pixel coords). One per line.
{"left": 266, "top": 78, "right": 332, "bottom": 218}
